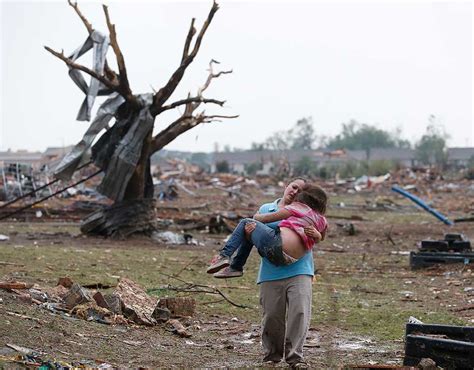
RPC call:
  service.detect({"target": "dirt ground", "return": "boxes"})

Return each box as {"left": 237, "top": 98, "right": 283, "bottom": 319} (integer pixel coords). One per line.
{"left": 0, "top": 183, "right": 473, "bottom": 368}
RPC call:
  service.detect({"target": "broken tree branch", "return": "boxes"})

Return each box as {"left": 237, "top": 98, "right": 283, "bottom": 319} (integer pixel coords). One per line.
{"left": 44, "top": 46, "right": 118, "bottom": 91}
{"left": 155, "top": 271, "right": 249, "bottom": 309}
{"left": 159, "top": 97, "right": 225, "bottom": 113}
{"left": 166, "top": 284, "right": 248, "bottom": 309}
{"left": 198, "top": 60, "right": 232, "bottom": 97}
{"left": 150, "top": 112, "right": 238, "bottom": 153}
{"left": 188, "top": 1, "right": 219, "bottom": 59}
{"left": 151, "top": 1, "right": 219, "bottom": 114}
{"left": 6, "top": 311, "right": 45, "bottom": 324}
{"left": 68, "top": 0, "right": 93, "bottom": 34}
{"left": 102, "top": 4, "right": 133, "bottom": 100}
{"left": 385, "top": 226, "right": 396, "bottom": 246}
{"left": 150, "top": 59, "right": 236, "bottom": 153}
{"left": 201, "top": 114, "right": 239, "bottom": 121}
{"left": 67, "top": 0, "right": 118, "bottom": 83}
{"left": 173, "top": 257, "right": 199, "bottom": 278}
{"left": 0, "top": 261, "right": 25, "bottom": 267}
{"left": 182, "top": 19, "right": 196, "bottom": 63}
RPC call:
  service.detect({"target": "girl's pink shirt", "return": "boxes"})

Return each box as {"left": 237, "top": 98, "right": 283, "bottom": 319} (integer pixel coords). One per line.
{"left": 279, "top": 201, "right": 328, "bottom": 250}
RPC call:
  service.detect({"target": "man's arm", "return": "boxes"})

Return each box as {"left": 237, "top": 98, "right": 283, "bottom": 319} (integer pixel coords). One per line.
{"left": 253, "top": 209, "right": 292, "bottom": 223}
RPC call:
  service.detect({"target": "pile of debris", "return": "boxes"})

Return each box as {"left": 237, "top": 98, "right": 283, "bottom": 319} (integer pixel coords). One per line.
{"left": 0, "top": 277, "right": 195, "bottom": 337}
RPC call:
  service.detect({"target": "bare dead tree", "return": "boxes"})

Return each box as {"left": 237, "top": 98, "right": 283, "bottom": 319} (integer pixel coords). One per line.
{"left": 45, "top": 1, "right": 237, "bottom": 236}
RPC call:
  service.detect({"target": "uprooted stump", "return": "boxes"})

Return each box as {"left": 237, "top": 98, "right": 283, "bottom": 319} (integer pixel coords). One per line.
{"left": 80, "top": 199, "right": 159, "bottom": 237}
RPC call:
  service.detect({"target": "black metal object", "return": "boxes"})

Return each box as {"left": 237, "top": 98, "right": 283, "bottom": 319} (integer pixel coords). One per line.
{"left": 410, "top": 251, "right": 474, "bottom": 269}
{"left": 444, "top": 233, "right": 465, "bottom": 242}
{"left": 404, "top": 323, "right": 474, "bottom": 368}
{"left": 454, "top": 216, "right": 474, "bottom": 223}
{"left": 419, "top": 234, "right": 471, "bottom": 253}
{"left": 451, "top": 241, "right": 473, "bottom": 251}
{"left": 420, "top": 240, "right": 449, "bottom": 251}
{"left": 420, "top": 240, "right": 472, "bottom": 252}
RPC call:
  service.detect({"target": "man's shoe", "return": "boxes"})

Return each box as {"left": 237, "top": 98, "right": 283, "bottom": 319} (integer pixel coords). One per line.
{"left": 206, "top": 255, "right": 230, "bottom": 274}
{"left": 213, "top": 266, "right": 243, "bottom": 279}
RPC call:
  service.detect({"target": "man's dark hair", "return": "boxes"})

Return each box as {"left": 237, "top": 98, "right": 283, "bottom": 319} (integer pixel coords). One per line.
{"left": 295, "top": 184, "right": 328, "bottom": 214}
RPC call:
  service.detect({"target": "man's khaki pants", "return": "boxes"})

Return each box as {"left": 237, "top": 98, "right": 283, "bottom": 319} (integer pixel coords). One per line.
{"left": 259, "top": 275, "right": 312, "bottom": 365}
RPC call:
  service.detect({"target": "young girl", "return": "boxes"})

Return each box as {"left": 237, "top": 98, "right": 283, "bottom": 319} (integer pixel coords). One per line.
{"left": 207, "top": 184, "right": 328, "bottom": 277}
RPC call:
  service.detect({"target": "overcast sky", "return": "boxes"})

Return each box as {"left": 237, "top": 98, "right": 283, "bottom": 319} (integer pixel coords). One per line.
{"left": 1, "top": 0, "right": 472, "bottom": 153}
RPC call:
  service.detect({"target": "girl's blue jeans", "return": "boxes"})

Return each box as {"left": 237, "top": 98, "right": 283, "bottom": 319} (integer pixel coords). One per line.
{"left": 219, "top": 218, "right": 288, "bottom": 270}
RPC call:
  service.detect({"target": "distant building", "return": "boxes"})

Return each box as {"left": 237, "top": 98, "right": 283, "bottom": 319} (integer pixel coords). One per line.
{"left": 210, "top": 147, "right": 441, "bottom": 175}
{"left": 41, "top": 146, "right": 75, "bottom": 170}
{"left": 212, "top": 150, "right": 321, "bottom": 175}
{"left": 447, "top": 147, "right": 474, "bottom": 167}
{"left": 42, "top": 146, "right": 73, "bottom": 161}
{"left": 211, "top": 149, "right": 374, "bottom": 175}
{"left": 0, "top": 149, "right": 43, "bottom": 169}
{"left": 0, "top": 146, "right": 76, "bottom": 173}
{"left": 367, "top": 148, "right": 417, "bottom": 167}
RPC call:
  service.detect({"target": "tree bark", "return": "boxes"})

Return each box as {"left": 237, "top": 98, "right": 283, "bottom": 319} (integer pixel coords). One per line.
{"left": 123, "top": 129, "right": 154, "bottom": 200}
{"left": 80, "top": 198, "right": 158, "bottom": 237}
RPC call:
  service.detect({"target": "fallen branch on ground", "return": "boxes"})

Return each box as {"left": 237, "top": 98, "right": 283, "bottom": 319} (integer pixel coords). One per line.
{"left": 153, "top": 272, "right": 250, "bottom": 309}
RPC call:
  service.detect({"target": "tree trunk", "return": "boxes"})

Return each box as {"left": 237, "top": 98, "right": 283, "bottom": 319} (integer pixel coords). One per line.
{"left": 123, "top": 130, "right": 154, "bottom": 201}
{"left": 83, "top": 130, "right": 156, "bottom": 237}
{"left": 80, "top": 198, "right": 158, "bottom": 237}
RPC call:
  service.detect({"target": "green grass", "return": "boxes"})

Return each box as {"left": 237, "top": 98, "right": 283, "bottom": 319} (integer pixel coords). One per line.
{"left": 311, "top": 251, "right": 466, "bottom": 340}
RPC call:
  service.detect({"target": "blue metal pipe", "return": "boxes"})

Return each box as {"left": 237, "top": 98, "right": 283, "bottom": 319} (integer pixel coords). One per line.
{"left": 391, "top": 185, "right": 454, "bottom": 226}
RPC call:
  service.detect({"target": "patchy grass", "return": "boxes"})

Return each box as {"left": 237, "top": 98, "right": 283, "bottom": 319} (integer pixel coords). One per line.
{"left": 314, "top": 271, "right": 465, "bottom": 340}
{"left": 0, "top": 241, "right": 263, "bottom": 321}
{"left": 1, "top": 235, "right": 467, "bottom": 342}
{"left": 0, "top": 214, "right": 472, "bottom": 367}
{"left": 310, "top": 248, "right": 469, "bottom": 341}
{"left": 1, "top": 222, "right": 80, "bottom": 235}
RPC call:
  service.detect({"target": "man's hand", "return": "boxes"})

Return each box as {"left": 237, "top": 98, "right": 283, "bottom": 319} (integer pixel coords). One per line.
{"left": 245, "top": 222, "right": 256, "bottom": 241}
{"left": 304, "top": 226, "right": 322, "bottom": 242}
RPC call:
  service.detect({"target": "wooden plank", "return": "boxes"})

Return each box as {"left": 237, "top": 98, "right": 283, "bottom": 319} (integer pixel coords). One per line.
{"left": 0, "top": 281, "right": 33, "bottom": 290}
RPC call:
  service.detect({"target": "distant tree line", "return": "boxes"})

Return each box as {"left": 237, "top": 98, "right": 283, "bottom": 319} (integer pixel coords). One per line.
{"left": 211, "top": 114, "right": 470, "bottom": 178}
{"left": 242, "top": 115, "right": 450, "bottom": 168}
